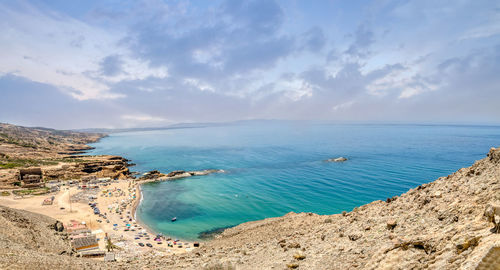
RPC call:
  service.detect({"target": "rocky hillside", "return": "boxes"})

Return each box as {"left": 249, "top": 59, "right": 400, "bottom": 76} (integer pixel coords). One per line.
{"left": 124, "top": 147, "right": 500, "bottom": 269}
{"left": 0, "top": 123, "right": 103, "bottom": 155}
{"left": 0, "top": 123, "right": 132, "bottom": 187}
{"left": 0, "top": 205, "right": 104, "bottom": 269}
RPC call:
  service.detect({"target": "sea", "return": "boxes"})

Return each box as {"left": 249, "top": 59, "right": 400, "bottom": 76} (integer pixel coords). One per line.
{"left": 86, "top": 121, "right": 500, "bottom": 240}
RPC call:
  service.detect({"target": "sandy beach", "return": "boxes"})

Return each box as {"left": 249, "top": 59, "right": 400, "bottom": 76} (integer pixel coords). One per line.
{"left": 0, "top": 179, "right": 196, "bottom": 260}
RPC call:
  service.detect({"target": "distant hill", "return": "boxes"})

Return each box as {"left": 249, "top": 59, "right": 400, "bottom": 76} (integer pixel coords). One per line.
{"left": 0, "top": 123, "right": 104, "bottom": 149}
{"left": 76, "top": 119, "right": 287, "bottom": 133}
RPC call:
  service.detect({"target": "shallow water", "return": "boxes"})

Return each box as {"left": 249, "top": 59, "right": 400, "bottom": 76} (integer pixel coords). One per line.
{"left": 87, "top": 121, "right": 500, "bottom": 240}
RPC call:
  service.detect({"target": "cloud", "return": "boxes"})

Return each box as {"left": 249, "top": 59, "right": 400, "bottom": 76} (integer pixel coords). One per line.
{"left": 300, "top": 27, "right": 326, "bottom": 52}
{"left": 1, "top": 0, "right": 500, "bottom": 128}
{"left": 99, "top": 55, "right": 124, "bottom": 76}
{"left": 344, "top": 24, "right": 375, "bottom": 58}
{"left": 127, "top": 0, "right": 295, "bottom": 83}
{"left": 0, "top": 74, "right": 126, "bottom": 128}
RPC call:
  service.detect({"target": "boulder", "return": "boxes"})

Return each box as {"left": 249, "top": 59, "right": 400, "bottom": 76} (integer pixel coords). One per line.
{"left": 326, "top": 157, "right": 348, "bottom": 162}
{"left": 140, "top": 170, "right": 165, "bottom": 180}
{"left": 387, "top": 219, "right": 397, "bottom": 230}
{"left": 484, "top": 204, "right": 500, "bottom": 233}
{"left": 167, "top": 170, "right": 187, "bottom": 177}
{"left": 54, "top": 221, "right": 64, "bottom": 232}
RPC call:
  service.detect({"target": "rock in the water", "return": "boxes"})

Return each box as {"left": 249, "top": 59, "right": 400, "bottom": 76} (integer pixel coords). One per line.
{"left": 140, "top": 170, "right": 165, "bottom": 180}
{"left": 167, "top": 170, "right": 188, "bottom": 177}
{"left": 326, "top": 157, "right": 348, "bottom": 162}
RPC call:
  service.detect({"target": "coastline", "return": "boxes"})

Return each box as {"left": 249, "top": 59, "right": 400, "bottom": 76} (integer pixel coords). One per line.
{"left": 0, "top": 132, "right": 199, "bottom": 259}
{"left": 1, "top": 124, "right": 499, "bottom": 268}
{"left": 130, "top": 181, "right": 160, "bottom": 240}
{"left": 130, "top": 180, "right": 196, "bottom": 243}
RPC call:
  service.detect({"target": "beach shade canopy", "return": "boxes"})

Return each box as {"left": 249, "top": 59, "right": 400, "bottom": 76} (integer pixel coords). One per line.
{"left": 113, "top": 224, "right": 118, "bottom": 226}
{"left": 126, "top": 224, "right": 131, "bottom": 227}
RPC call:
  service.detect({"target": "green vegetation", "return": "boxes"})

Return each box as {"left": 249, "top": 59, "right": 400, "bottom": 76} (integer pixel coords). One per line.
{"left": 54, "top": 158, "right": 92, "bottom": 163}
{"left": 203, "top": 264, "right": 235, "bottom": 270}
{"left": 12, "top": 187, "right": 49, "bottom": 196}
{"left": 0, "top": 191, "right": 10, "bottom": 196}
{"left": 0, "top": 156, "right": 93, "bottom": 170}
{"left": 0, "top": 133, "right": 38, "bottom": 148}
{"left": 0, "top": 158, "right": 59, "bottom": 169}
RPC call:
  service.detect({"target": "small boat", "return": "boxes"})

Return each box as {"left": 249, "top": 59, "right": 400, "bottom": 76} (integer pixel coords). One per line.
{"left": 171, "top": 217, "right": 177, "bottom": 222}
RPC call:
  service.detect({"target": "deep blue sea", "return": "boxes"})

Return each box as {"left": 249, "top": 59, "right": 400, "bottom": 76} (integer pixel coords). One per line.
{"left": 87, "top": 121, "right": 500, "bottom": 240}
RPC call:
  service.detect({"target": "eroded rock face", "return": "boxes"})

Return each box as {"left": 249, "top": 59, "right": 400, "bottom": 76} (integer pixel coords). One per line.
{"left": 42, "top": 156, "right": 132, "bottom": 181}
{"left": 488, "top": 147, "right": 500, "bottom": 163}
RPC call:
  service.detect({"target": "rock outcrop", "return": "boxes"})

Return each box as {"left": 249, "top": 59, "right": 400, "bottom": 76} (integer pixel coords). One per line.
{"left": 139, "top": 169, "right": 224, "bottom": 182}
{"left": 140, "top": 170, "right": 166, "bottom": 180}
{"left": 325, "top": 157, "right": 348, "bottom": 162}
{"left": 0, "top": 123, "right": 132, "bottom": 187}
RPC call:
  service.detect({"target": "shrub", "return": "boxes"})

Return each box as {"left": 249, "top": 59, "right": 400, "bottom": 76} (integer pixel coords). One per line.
{"left": 203, "top": 263, "right": 235, "bottom": 270}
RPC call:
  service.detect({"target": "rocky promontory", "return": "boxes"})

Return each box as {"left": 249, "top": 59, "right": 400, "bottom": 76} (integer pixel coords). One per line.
{"left": 139, "top": 169, "right": 224, "bottom": 182}
{"left": 0, "top": 123, "right": 133, "bottom": 187}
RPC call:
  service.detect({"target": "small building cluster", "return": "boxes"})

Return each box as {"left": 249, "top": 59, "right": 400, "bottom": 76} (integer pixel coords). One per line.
{"left": 80, "top": 176, "right": 112, "bottom": 189}
{"left": 66, "top": 220, "right": 108, "bottom": 257}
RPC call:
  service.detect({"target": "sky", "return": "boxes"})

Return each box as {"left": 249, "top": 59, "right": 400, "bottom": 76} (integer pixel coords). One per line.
{"left": 1, "top": 0, "right": 500, "bottom": 129}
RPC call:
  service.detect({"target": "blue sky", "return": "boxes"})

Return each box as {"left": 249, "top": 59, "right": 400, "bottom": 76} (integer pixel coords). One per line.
{"left": 1, "top": 0, "right": 499, "bottom": 129}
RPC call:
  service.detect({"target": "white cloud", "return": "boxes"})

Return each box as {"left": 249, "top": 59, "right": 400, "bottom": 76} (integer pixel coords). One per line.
{"left": 0, "top": 1, "right": 168, "bottom": 100}
{"left": 332, "top": 101, "right": 354, "bottom": 111}
{"left": 121, "top": 114, "right": 168, "bottom": 122}
{"left": 183, "top": 78, "right": 216, "bottom": 92}
{"left": 278, "top": 78, "right": 313, "bottom": 101}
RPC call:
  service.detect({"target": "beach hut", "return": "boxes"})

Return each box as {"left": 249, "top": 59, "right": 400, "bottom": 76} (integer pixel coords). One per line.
{"left": 71, "top": 234, "right": 99, "bottom": 252}
{"left": 66, "top": 220, "right": 91, "bottom": 235}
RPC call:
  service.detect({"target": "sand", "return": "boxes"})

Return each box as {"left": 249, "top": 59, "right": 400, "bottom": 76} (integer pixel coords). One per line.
{"left": 0, "top": 179, "right": 196, "bottom": 259}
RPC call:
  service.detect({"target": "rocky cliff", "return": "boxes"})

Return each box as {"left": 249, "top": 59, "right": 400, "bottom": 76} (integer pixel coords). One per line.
{"left": 0, "top": 123, "right": 132, "bottom": 187}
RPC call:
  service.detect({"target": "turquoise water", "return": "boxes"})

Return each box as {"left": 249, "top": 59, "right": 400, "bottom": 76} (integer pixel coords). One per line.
{"left": 87, "top": 121, "right": 500, "bottom": 240}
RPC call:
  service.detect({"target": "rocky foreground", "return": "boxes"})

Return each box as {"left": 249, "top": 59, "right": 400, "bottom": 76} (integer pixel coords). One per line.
{"left": 0, "top": 147, "right": 499, "bottom": 269}
{"left": 0, "top": 123, "right": 132, "bottom": 187}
